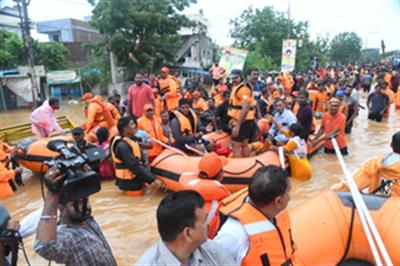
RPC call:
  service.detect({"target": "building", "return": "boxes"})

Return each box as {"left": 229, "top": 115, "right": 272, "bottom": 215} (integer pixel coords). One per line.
{"left": 177, "top": 10, "right": 214, "bottom": 70}
{"left": 36, "top": 18, "right": 102, "bottom": 43}
{"left": 0, "top": 3, "right": 22, "bottom": 37}
{"left": 36, "top": 18, "right": 103, "bottom": 65}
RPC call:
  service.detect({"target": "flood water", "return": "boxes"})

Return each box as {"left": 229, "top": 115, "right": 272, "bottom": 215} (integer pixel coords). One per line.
{"left": 1, "top": 94, "right": 399, "bottom": 265}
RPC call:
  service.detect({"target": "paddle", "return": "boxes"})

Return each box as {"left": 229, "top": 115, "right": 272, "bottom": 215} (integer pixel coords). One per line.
{"left": 150, "top": 137, "right": 188, "bottom": 158}
{"left": 331, "top": 137, "right": 393, "bottom": 266}
{"left": 185, "top": 144, "right": 205, "bottom": 156}
{"left": 278, "top": 147, "right": 285, "bottom": 169}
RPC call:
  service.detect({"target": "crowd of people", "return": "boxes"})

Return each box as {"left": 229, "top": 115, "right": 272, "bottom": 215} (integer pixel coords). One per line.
{"left": 1, "top": 61, "right": 399, "bottom": 265}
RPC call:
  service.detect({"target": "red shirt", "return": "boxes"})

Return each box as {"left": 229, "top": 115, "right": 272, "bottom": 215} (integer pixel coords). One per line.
{"left": 128, "top": 83, "right": 154, "bottom": 117}
{"left": 321, "top": 112, "right": 347, "bottom": 149}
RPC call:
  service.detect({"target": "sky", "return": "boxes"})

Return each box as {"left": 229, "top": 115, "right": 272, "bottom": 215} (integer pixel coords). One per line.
{"left": 3, "top": 0, "right": 399, "bottom": 51}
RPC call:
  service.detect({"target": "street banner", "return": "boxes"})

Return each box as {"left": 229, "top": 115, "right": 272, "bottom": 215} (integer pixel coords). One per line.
{"left": 281, "top": 39, "right": 297, "bottom": 72}
{"left": 219, "top": 47, "right": 248, "bottom": 75}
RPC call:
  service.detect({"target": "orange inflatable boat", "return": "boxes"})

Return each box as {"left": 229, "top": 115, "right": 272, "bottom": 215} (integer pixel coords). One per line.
{"left": 203, "top": 131, "right": 324, "bottom": 157}
{"left": 220, "top": 189, "right": 399, "bottom": 265}
{"left": 15, "top": 135, "right": 74, "bottom": 173}
{"left": 151, "top": 148, "right": 280, "bottom": 193}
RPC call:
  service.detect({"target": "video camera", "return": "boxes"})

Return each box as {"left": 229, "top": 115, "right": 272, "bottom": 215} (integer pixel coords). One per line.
{"left": 44, "top": 140, "right": 101, "bottom": 203}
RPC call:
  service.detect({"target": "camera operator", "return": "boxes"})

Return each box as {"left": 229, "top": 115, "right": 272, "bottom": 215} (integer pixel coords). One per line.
{"left": 0, "top": 204, "right": 20, "bottom": 266}
{"left": 34, "top": 167, "right": 116, "bottom": 266}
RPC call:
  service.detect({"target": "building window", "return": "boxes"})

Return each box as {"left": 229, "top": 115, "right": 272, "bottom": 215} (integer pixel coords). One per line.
{"left": 52, "top": 34, "right": 60, "bottom": 42}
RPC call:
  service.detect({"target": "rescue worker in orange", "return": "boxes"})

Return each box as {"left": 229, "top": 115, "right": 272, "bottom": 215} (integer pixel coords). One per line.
{"left": 171, "top": 98, "right": 214, "bottom": 152}
{"left": 192, "top": 90, "right": 208, "bottom": 116}
{"left": 332, "top": 131, "right": 400, "bottom": 196}
{"left": 107, "top": 96, "right": 121, "bottom": 124}
{"left": 228, "top": 69, "right": 257, "bottom": 158}
{"left": 312, "top": 98, "right": 348, "bottom": 155}
{"left": 111, "top": 116, "right": 163, "bottom": 196}
{"left": 81, "top": 93, "right": 115, "bottom": 135}
{"left": 180, "top": 152, "right": 230, "bottom": 239}
{"left": 215, "top": 165, "right": 296, "bottom": 265}
{"left": 137, "top": 104, "right": 168, "bottom": 162}
{"left": 159, "top": 67, "right": 181, "bottom": 112}
{"left": 0, "top": 141, "right": 23, "bottom": 199}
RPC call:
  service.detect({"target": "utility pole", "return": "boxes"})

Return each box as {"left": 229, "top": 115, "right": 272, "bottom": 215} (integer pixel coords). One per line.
{"left": 287, "top": 0, "right": 291, "bottom": 39}
{"left": 15, "top": 0, "right": 38, "bottom": 106}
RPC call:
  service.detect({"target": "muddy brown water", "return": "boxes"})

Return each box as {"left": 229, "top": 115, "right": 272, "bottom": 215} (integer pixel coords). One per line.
{"left": 1, "top": 95, "right": 399, "bottom": 265}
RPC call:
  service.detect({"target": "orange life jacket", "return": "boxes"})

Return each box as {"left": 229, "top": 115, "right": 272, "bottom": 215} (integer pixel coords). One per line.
{"left": 0, "top": 161, "right": 15, "bottom": 200}
{"left": 179, "top": 173, "right": 231, "bottom": 239}
{"left": 228, "top": 82, "right": 255, "bottom": 121}
{"left": 111, "top": 136, "right": 142, "bottom": 180}
{"left": 85, "top": 96, "right": 115, "bottom": 131}
{"left": 230, "top": 203, "right": 296, "bottom": 266}
{"left": 137, "top": 116, "right": 166, "bottom": 158}
{"left": 173, "top": 109, "right": 198, "bottom": 135}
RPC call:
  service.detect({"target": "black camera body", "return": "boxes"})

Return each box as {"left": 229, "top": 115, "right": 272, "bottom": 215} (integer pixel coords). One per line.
{"left": 44, "top": 140, "right": 101, "bottom": 203}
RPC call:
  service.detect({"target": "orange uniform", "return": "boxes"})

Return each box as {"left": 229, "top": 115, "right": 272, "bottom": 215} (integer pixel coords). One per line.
{"left": 84, "top": 96, "right": 115, "bottom": 133}
{"left": 396, "top": 87, "right": 400, "bottom": 109}
{"left": 333, "top": 153, "right": 400, "bottom": 196}
{"left": 180, "top": 173, "right": 231, "bottom": 239}
{"left": 228, "top": 82, "right": 255, "bottom": 122}
{"left": 321, "top": 111, "right": 347, "bottom": 150}
{"left": 0, "top": 141, "right": 16, "bottom": 199}
{"left": 192, "top": 97, "right": 208, "bottom": 115}
{"left": 283, "top": 73, "right": 294, "bottom": 95}
{"left": 230, "top": 203, "right": 296, "bottom": 266}
{"left": 137, "top": 116, "right": 167, "bottom": 159}
{"left": 160, "top": 75, "right": 181, "bottom": 111}
{"left": 314, "top": 91, "right": 328, "bottom": 113}
{"left": 107, "top": 102, "right": 121, "bottom": 124}
{"left": 153, "top": 96, "right": 162, "bottom": 117}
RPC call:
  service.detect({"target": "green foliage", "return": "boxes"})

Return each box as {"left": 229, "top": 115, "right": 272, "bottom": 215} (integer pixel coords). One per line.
{"left": 32, "top": 41, "right": 69, "bottom": 70}
{"left": 359, "top": 48, "right": 380, "bottom": 64}
{"left": 230, "top": 6, "right": 310, "bottom": 71}
{"left": 80, "top": 42, "right": 111, "bottom": 89}
{"left": 89, "top": 0, "right": 196, "bottom": 72}
{"left": 330, "top": 32, "right": 362, "bottom": 64}
{"left": 0, "top": 29, "right": 23, "bottom": 69}
{"left": 0, "top": 29, "right": 68, "bottom": 70}
{"left": 296, "top": 36, "right": 330, "bottom": 71}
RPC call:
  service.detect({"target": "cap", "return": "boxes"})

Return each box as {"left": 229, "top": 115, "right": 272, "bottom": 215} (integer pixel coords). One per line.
{"left": 335, "top": 90, "right": 344, "bottom": 97}
{"left": 198, "top": 152, "right": 227, "bottom": 178}
{"left": 161, "top": 66, "right": 170, "bottom": 74}
{"left": 72, "top": 127, "right": 84, "bottom": 135}
{"left": 229, "top": 69, "right": 243, "bottom": 78}
{"left": 81, "top": 92, "right": 93, "bottom": 101}
{"left": 144, "top": 103, "right": 154, "bottom": 111}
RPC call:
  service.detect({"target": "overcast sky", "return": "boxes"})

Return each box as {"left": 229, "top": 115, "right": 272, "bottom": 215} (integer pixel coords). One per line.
{"left": 12, "top": 0, "right": 400, "bottom": 51}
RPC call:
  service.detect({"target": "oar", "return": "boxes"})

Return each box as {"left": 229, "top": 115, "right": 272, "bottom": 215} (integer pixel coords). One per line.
{"left": 331, "top": 138, "right": 393, "bottom": 266}
{"left": 150, "top": 138, "right": 188, "bottom": 158}
{"left": 278, "top": 147, "right": 285, "bottom": 169}
{"left": 185, "top": 144, "right": 205, "bottom": 156}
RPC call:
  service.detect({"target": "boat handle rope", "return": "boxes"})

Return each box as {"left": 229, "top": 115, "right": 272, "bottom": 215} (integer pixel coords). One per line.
{"left": 223, "top": 159, "right": 265, "bottom": 175}
{"left": 331, "top": 137, "right": 393, "bottom": 266}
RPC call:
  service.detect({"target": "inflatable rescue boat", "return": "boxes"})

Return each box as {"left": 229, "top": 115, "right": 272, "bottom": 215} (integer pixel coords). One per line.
{"left": 151, "top": 148, "right": 280, "bottom": 193}
{"left": 219, "top": 189, "right": 399, "bottom": 265}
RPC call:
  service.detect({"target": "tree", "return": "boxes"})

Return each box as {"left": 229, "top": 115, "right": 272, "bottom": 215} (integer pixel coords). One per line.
{"left": 230, "top": 6, "right": 310, "bottom": 70}
{"left": 0, "top": 29, "right": 23, "bottom": 69}
{"left": 33, "top": 41, "right": 69, "bottom": 70}
{"left": 296, "top": 36, "right": 330, "bottom": 71}
{"left": 330, "top": 32, "right": 362, "bottom": 64}
{"left": 88, "top": 0, "right": 196, "bottom": 72}
{"left": 0, "top": 29, "right": 68, "bottom": 70}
